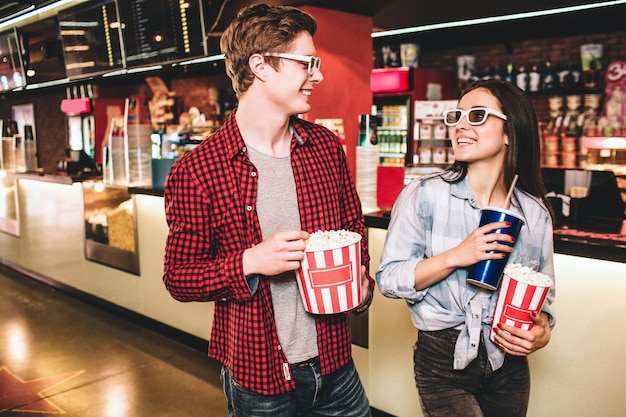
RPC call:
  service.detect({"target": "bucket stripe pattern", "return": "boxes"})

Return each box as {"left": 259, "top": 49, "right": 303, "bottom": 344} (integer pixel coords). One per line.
{"left": 297, "top": 242, "right": 360, "bottom": 314}
{"left": 490, "top": 273, "right": 551, "bottom": 342}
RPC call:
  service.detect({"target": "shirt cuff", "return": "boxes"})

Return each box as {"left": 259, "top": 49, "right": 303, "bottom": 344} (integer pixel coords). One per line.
{"left": 246, "top": 274, "right": 259, "bottom": 294}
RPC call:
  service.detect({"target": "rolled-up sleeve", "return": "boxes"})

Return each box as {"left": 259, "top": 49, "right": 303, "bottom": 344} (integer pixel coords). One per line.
{"left": 539, "top": 214, "right": 557, "bottom": 330}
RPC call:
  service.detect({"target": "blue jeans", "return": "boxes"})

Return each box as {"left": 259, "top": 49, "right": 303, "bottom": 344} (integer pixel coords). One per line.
{"left": 414, "top": 329, "right": 530, "bottom": 417}
{"left": 220, "top": 358, "right": 371, "bottom": 417}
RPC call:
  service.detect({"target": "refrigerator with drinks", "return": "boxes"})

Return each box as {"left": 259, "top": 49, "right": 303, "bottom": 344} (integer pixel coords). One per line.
{"left": 371, "top": 66, "right": 457, "bottom": 167}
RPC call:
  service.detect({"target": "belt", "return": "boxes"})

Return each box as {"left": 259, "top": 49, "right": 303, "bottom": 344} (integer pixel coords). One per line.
{"left": 292, "top": 356, "right": 319, "bottom": 367}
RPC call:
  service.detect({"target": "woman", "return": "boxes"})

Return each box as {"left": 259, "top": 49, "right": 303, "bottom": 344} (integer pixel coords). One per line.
{"left": 376, "top": 79, "right": 556, "bottom": 417}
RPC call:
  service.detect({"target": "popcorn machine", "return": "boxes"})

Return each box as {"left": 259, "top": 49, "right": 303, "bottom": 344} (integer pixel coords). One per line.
{"left": 59, "top": 94, "right": 125, "bottom": 175}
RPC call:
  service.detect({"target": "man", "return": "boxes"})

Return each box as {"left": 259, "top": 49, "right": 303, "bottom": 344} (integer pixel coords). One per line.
{"left": 163, "top": 4, "right": 373, "bottom": 416}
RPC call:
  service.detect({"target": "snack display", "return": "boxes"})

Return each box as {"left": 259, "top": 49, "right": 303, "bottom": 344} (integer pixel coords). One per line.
{"left": 297, "top": 230, "right": 362, "bottom": 314}
{"left": 106, "top": 199, "right": 136, "bottom": 252}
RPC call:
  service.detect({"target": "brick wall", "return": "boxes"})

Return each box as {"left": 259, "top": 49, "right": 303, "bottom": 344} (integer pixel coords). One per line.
{"left": 418, "top": 28, "right": 626, "bottom": 121}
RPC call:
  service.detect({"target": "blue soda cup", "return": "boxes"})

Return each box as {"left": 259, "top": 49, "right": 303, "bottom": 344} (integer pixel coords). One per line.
{"left": 467, "top": 207, "right": 525, "bottom": 290}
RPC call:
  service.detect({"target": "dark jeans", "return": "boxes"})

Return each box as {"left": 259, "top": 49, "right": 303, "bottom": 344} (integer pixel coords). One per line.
{"left": 221, "top": 358, "right": 371, "bottom": 417}
{"left": 414, "top": 329, "right": 530, "bottom": 417}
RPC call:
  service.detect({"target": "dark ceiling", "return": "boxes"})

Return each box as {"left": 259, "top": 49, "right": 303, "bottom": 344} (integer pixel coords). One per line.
{"left": 3, "top": 0, "right": 625, "bottom": 29}
{"left": 0, "top": 0, "right": 626, "bottom": 49}
{"left": 204, "top": 0, "right": 626, "bottom": 53}
{"left": 198, "top": 0, "right": 626, "bottom": 35}
{"left": 5, "top": 0, "right": 625, "bottom": 85}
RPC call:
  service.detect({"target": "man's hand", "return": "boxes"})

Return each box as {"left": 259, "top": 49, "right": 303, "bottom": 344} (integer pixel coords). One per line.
{"left": 352, "top": 265, "right": 373, "bottom": 314}
{"left": 242, "top": 230, "right": 309, "bottom": 277}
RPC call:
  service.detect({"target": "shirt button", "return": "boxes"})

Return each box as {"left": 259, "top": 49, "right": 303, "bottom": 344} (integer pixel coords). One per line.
{"left": 246, "top": 206, "right": 253, "bottom": 212}
{"left": 474, "top": 314, "right": 479, "bottom": 319}
{"left": 471, "top": 343, "right": 476, "bottom": 348}
{"left": 221, "top": 298, "right": 227, "bottom": 302}
{"left": 251, "top": 172, "right": 257, "bottom": 177}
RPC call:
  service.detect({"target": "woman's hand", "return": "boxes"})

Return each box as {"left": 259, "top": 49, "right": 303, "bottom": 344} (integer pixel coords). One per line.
{"left": 492, "top": 312, "right": 551, "bottom": 356}
{"left": 413, "top": 221, "right": 517, "bottom": 290}
{"left": 450, "top": 221, "right": 516, "bottom": 268}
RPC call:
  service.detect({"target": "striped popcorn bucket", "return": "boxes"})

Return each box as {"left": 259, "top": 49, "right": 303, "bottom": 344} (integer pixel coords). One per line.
{"left": 297, "top": 233, "right": 362, "bottom": 314}
{"left": 490, "top": 271, "right": 552, "bottom": 343}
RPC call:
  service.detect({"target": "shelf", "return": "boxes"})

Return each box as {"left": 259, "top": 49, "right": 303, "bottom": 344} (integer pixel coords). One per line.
{"left": 406, "top": 164, "right": 450, "bottom": 171}
{"left": 541, "top": 164, "right": 581, "bottom": 169}
{"left": 378, "top": 126, "right": 408, "bottom": 131}
{"left": 380, "top": 152, "right": 406, "bottom": 157}
{"left": 417, "top": 139, "right": 452, "bottom": 147}
{"left": 583, "top": 136, "right": 626, "bottom": 150}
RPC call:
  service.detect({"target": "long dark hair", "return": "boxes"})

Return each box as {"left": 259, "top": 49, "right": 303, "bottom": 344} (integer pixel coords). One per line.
{"left": 445, "top": 79, "right": 551, "bottom": 213}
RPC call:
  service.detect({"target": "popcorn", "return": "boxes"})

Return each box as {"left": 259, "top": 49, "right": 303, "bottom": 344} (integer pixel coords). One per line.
{"left": 490, "top": 263, "right": 553, "bottom": 344}
{"left": 503, "top": 264, "right": 552, "bottom": 287}
{"left": 305, "top": 230, "right": 361, "bottom": 251}
{"left": 107, "top": 199, "right": 135, "bottom": 252}
{"left": 298, "top": 229, "right": 362, "bottom": 314}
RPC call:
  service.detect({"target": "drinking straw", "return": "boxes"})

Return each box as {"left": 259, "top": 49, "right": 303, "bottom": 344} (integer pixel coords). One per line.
{"left": 504, "top": 174, "right": 519, "bottom": 209}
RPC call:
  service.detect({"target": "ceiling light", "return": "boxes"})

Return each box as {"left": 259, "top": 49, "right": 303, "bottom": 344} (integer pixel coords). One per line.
{"left": 0, "top": 5, "right": 35, "bottom": 24}
{"left": 0, "top": 0, "right": 78, "bottom": 31}
{"left": 372, "top": 0, "right": 626, "bottom": 38}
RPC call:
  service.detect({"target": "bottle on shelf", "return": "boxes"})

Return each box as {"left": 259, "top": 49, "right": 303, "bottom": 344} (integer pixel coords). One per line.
{"left": 24, "top": 125, "right": 37, "bottom": 172}
{"left": 504, "top": 62, "right": 515, "bottom": 84}
{"left": 516, "top": 66, "right": 528, "bottom": 91}
{"left": 490, "top": 64, "right": 502, "bottom": 80}
{"left": 528, "top": 64, "right": 541, "bottom": 92}
{"left": 566, "top": 64, "right": 582, "bottom": 91}
{"left": 556, "top": 62, "right": 570, "bottom": 90}
{"left": 542, "top": 61, "right": 558, "bottom": 92}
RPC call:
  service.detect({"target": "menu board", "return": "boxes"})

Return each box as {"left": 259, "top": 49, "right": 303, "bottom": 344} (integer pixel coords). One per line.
{"left": 18, "top": 17, "right": 67, "bottom": 85}
{"left": 0, "top": 28, "right": 26, "bottom": 91}
{"left": 117, "top": 0, "right": 207, "bottom": 68}
{"left": 58, "top": 0, "right": 124, "bottom": 80}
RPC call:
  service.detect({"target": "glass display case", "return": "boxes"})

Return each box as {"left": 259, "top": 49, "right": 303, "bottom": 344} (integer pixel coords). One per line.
{"left": 583, "top": 136, "right": 626, "bottom": 210}
{"left": 0, "top": 171, "right": 19, "bottom": 236}
{"left": 412, "top": 100, "right": 457, "bottom": 169}
{"left": 82, "top": 181, "right": 140, "bottom": 275}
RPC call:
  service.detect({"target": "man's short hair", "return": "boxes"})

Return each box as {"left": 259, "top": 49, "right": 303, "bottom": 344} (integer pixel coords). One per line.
{"left": 220, "top": 4, "right": 317, "bottom": 97}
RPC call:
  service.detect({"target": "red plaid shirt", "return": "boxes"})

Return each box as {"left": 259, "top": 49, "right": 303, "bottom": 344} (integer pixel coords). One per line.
{"left": 163, "top": 110, "right": 371, "bottom": 395}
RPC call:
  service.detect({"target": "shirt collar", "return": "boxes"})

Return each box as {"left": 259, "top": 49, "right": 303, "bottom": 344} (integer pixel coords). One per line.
{"left": 222, "top": 110, "right": 310, "bottom": 160}
{"left": 448, "top": 174, "right": 521, "bottom": 210}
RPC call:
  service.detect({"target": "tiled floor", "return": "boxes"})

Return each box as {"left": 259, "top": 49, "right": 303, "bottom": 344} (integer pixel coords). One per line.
{"left": 0, "top": 265, "right": 226, "bottom": 416}
{"left": 0, "top": 265, "right": 393, "bottom": 417}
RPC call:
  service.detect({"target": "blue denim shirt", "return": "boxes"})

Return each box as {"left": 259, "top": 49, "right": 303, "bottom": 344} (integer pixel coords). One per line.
{"left": 376, "top": 171, "right": 556, "bottom": 371}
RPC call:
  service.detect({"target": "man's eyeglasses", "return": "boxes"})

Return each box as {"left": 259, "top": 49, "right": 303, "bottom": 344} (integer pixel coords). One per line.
{"left": 443, "top": 107, "right": 508, "bottom": 127}
{"left": 263, "top": 52, "right": 321, "bottom": 76}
